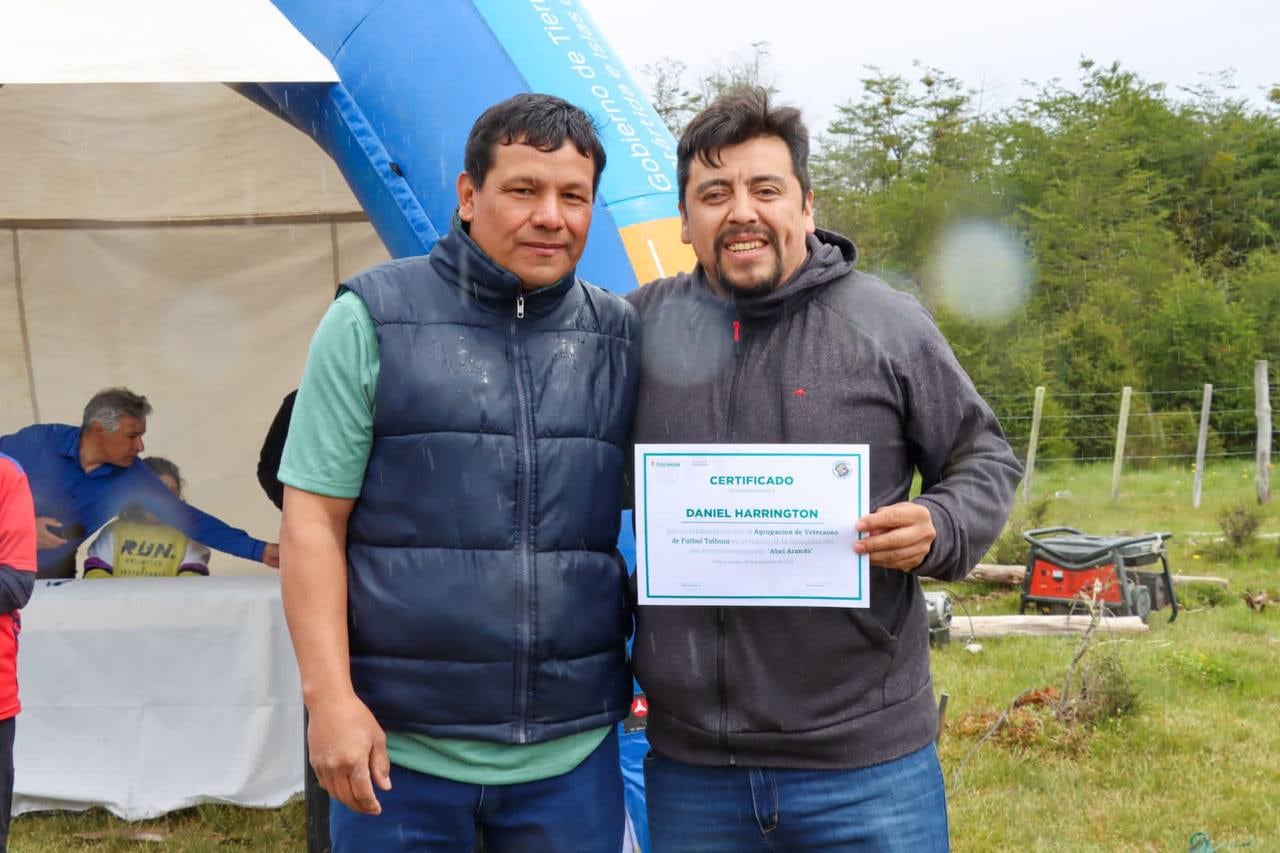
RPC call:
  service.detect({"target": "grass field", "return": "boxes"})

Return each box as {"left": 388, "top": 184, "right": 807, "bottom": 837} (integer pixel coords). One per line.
{"left": 938, "top": 459, "right": 1279, "bottom": 851}
{"left": 11, "top": 460, "right": 1279, "bottom": 851}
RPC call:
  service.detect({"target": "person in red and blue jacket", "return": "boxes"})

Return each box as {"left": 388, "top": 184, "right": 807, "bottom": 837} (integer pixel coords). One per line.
{"left": 0, "top": 388, "right": 278, "bottom": 579}
{"left": 0, "top": 451, "right": 37, "bottom": 850}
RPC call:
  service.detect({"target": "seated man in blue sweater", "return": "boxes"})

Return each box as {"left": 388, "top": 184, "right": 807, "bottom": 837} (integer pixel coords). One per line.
{"left": 0, "top": 387, "right": 279, "bottom": 578}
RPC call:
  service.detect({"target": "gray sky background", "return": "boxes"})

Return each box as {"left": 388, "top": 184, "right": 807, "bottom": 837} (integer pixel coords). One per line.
{"left": 585, "top": 0, "right": 1277, "bottom": 138}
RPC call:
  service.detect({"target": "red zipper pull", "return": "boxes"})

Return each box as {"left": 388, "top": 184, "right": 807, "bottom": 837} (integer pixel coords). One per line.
{"left": 732, "top": 320, "right": 741, "bottom": 344}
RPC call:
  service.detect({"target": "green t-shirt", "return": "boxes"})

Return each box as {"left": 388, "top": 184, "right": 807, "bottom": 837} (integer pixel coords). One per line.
{"left": 279, "top": 290, "right": 608, "bottom": 785}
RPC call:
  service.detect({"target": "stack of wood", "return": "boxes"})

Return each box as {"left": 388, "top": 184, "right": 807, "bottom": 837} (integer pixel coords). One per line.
{"left": 919, "top": 564, "right": 1231, "bottom": 638}
{"left": 955, "top": 614, "right": 1148, "bottom": 638}
{"left": 932, "top": 564, "right": 1229, "bottom": 589}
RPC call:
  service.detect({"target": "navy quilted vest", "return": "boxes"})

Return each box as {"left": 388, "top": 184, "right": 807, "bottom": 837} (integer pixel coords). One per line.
{"left": 342, "top": 226, "right": 637, "bottom": 744}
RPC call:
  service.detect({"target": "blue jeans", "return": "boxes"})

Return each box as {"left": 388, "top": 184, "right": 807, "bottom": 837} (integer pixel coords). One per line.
{"left": 329, "top": 729, "right": 623, "bottom": 853}
{"left": 644, "top": 743, "right": 949, "bottom": 852}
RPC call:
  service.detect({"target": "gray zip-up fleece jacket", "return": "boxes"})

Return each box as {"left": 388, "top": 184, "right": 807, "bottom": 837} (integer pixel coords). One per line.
{"left": 626, "top": 228, "right": 1021, "bottom": 769}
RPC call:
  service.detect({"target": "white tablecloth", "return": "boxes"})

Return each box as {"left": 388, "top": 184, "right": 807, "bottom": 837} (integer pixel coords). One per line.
{"left": 12, "top": 576, "right": 303, "bottom": 819}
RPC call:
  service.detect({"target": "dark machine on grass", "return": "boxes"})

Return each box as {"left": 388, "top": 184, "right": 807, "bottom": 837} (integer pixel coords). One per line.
{"left": 1019, "top": 527, "right": 1179, "bottom": 623}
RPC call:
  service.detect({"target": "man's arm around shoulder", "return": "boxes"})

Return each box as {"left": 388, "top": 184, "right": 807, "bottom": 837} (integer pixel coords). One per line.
{"left": 624, "top": 272, "right": 689, "bottom": 316}
{"left": 280, "top": 486, "right": 390, "bottom": 815}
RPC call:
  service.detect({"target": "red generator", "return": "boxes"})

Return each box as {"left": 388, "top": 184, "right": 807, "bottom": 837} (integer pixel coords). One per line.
{"left": 1019, "top": 527, "right": 1179, "bottom": 623}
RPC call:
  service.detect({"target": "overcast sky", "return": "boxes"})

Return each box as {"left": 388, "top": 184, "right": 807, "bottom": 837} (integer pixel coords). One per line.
{"left": 585, "top": 0, "right": 1277, "bottom": 136}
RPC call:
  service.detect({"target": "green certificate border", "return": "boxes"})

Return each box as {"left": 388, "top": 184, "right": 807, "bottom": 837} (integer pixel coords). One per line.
{"left": 641, "top": 451, "right": 866, "bottom": 603}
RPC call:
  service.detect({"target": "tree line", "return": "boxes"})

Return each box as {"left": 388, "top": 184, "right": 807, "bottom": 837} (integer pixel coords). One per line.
{"left": 643, "top": 49, "right": 1280, "bottom": 460}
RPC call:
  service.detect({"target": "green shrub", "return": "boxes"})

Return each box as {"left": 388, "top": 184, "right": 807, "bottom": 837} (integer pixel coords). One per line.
{"left": 1177, "top": 583, "right": 1228, "bottom": 609}
{"left": 1216, "top": 502, "right": 1262, "bottom": 553}
{"left": 1126, "top": 409, "right": 1223, "bottom": 467}
{"left": 1071, "top": 650, "right": 1139, "bottom": 723}
{"left": 984, "top": 496, "right": 1051, "bottom": 565}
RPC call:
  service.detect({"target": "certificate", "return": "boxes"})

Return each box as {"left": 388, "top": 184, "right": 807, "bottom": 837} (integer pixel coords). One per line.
{"left": 635, "top": 443, "right": 870, "bottom": 608}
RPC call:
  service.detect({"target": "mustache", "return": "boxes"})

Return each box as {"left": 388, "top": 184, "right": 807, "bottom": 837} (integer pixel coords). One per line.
{"left": 714, "top": 233, "right": 785, "bottom": 298}
{"left": 716, "top": 226, "right": 775, "bottom": 247}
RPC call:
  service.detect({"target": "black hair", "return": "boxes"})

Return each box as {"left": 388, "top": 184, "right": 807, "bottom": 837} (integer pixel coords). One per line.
{"left": 677, "top": 86, "right": 810, "bottom": 206}
{"left": 464, "top": 93, "right": 606, "bottom": 195}
{"left": 143, "top": 456, "right": 183, "bottom": 498}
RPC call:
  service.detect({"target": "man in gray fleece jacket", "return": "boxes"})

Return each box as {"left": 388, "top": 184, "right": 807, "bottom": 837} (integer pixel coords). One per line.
{"left": 626, "top": 88, "right": 1022, "bottom": 851}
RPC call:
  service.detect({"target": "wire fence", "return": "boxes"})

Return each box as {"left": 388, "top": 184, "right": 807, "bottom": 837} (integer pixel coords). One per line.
{"left": 977, "top": 368, "right": 1275, "bottom": 504}
{"left": 981, "top": 385, "right": 1275, "bottom": 464}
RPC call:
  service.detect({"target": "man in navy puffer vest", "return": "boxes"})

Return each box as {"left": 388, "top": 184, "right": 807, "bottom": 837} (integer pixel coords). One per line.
{"left": 278, "top": 94, "right": 638, "bottom": 852}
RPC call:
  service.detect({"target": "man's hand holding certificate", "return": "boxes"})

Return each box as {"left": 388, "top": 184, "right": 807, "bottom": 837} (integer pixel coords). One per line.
{"left": 854, "top": 501, "right": 937, "bottom": 571}
{"left": 634, "top": 443, "right": 871, "bottom": 607}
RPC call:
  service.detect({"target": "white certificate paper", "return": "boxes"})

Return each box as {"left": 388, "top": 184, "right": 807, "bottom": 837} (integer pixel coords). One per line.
{"left": 635, "top": 443, "right": 870, "bottom": 608}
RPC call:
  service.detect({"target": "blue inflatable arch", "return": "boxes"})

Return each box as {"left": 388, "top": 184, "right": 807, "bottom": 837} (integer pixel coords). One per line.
{"left": 245, "top": 0, "right": 693, "bottom": 293}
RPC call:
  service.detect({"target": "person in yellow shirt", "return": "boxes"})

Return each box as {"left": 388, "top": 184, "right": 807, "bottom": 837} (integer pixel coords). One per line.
{"left": 83, "top": 457, "right": 210, "bottom": 578}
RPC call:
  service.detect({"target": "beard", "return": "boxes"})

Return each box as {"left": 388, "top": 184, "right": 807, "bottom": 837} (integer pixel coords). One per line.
{"left": 713, "top": 225, "right": 784, "bottom": 298}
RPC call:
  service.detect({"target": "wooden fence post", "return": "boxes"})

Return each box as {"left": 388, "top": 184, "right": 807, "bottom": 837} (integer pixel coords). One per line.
{"left": 1110, "top": 386, "right": 1132, "bottom": 502}
{"left": 1257, "top": 360, "right": 1272, "bottom": 504}
{"left": 1022, "top": 386, "right": 1045, "bottom": 505}
{"left": 1192, "top": 384, "right": 1213, "bottom": 509}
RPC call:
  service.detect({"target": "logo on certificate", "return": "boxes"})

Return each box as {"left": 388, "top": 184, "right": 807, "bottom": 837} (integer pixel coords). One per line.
{"left": 832, "top": 461, "right": 852, "bottom": 479}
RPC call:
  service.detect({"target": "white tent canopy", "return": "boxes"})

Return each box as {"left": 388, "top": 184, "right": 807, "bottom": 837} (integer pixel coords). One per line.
{"left": 0, "top": 2, "right": 366, "bottom": 821}
{"left": 0, "top": 0, "right": 338, "bottom": 84}
{"left": 0, "top": 83, "right": 362, "bottom": 223}
{"left": 0, "top": 82, "right": 389, "bottom": 575}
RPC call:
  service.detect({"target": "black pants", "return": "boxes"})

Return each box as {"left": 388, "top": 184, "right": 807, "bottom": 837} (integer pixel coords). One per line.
{"left": 36, "top": 551, "right": 76, "bottom": 580}
{"left": 0, "top": 715, "right": 15, "bottom": 853}
{"left": 303, "top": 710, "right": 332, "bottom": 853}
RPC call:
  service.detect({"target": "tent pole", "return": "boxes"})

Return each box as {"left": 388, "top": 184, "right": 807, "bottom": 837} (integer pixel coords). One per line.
{"left": 9, "top": 228, "right": 38, "bottom": 422}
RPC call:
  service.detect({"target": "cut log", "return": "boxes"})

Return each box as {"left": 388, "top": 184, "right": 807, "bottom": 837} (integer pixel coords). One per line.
{"left": 925, "top": 565, "right": 1229, "bottom": 588}
{"left": 966, "top": 564, "right": 1026, "bottom": 584}
{"left": 1172, "top": 574, "right": 1230, "bottom": 588}
{"left": 955, "top": 615, "right": 1148, "bottom": 638}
